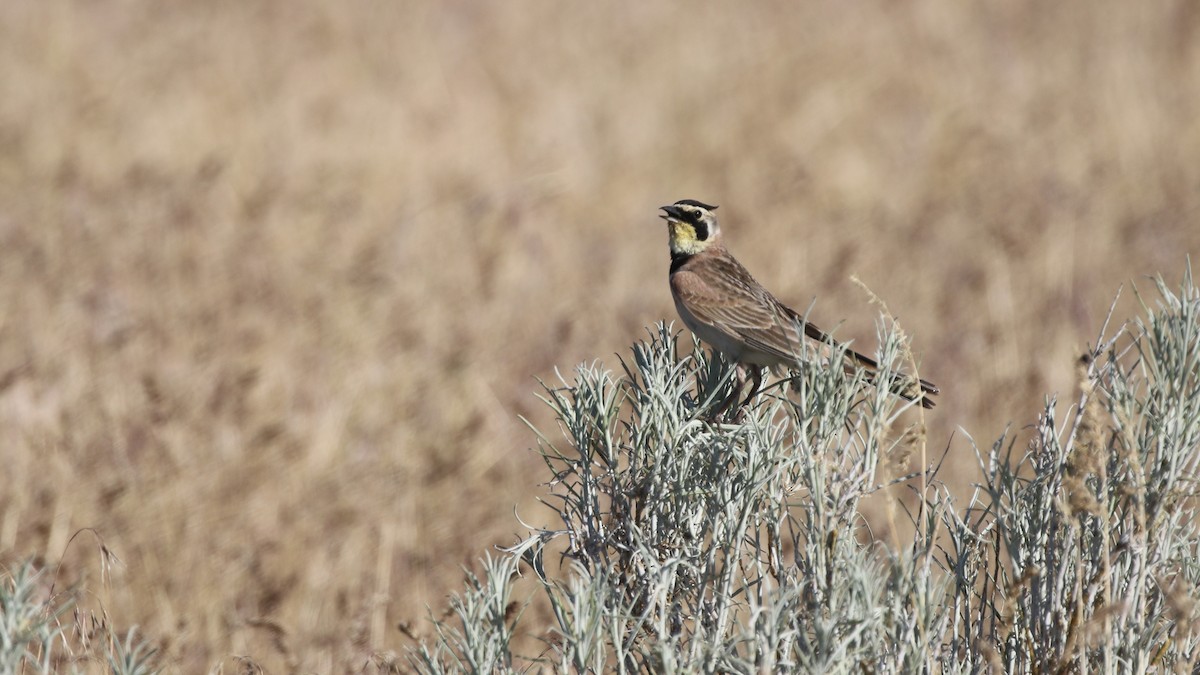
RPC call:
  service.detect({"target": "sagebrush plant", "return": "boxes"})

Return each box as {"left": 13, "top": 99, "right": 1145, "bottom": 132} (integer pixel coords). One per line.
{"left": 0, "top": 562, "right": 71, "bottom": 674}
{"left": 949, "top": 267, "right": 1200, "bottom": 674}
{"left": 407, "top": 267, "right": 1200, "bottom": 674}
{"left": 0, "top": 561, "right": 160, "bottom": 675}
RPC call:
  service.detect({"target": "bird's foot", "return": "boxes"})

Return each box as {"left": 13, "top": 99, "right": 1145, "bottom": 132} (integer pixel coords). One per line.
{"left": 729, "top": 405, "right": 749, "bottom": 424}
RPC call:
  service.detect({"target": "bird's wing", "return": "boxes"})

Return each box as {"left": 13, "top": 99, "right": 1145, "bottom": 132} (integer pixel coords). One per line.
{"left": 672, "top": 251, "right": 940, "bottom": 407}
{"left": 672, "top": 253, "right": 818, "bottom": 363}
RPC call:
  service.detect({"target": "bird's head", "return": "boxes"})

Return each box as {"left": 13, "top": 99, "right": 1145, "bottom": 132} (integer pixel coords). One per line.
{"left": 659, "top": 199, "right": 720, "bottom": 256}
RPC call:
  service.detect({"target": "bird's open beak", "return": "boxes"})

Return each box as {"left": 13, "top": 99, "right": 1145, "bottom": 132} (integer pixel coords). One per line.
{"left": 659, "top": 205, "right": 683, "bottom": 220}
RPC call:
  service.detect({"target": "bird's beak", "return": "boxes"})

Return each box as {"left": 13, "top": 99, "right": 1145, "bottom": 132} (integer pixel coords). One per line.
{"left": 659, "top": 205, "right": 683, "bottom": 221}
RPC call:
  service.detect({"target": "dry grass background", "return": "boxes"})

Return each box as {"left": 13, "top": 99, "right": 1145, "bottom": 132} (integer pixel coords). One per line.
{"left": 1, "top": 0, "right": 1199, "bottom": 671}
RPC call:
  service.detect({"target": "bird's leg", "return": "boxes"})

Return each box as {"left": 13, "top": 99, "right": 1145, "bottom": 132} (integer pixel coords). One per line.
{"left": 727, "top": 366, "right": 763, "bottom": 423}
{"left": 709, "top": 362, "right": 748, "bottom": 421}
{"left": 714, "top": 364, "right": 766, "bottom": 423}
{"left": 739, "top": 366, "right": 764, "bottom": 408}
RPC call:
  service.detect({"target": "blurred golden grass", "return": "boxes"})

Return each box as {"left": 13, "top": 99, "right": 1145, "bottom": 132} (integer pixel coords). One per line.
{"left": 1, "top": 0, "right": 1198, "bottom": 670}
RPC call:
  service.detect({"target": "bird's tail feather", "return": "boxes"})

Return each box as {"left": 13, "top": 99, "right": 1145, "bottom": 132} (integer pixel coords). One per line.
{"left": 791, "top": 314, "right": 938, "bottom": 408}
{"left": 845, "top": 349, "right": 939, "bottom": 409}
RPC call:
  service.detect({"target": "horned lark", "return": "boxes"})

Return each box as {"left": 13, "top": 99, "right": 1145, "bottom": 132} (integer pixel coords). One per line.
{"left": 659, "top": 199, "right": 938, "bottom": 411}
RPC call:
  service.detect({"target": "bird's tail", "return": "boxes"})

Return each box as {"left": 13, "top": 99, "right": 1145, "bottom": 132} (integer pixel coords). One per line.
{"left": 793, "top": 313, "right": 938, "bottom": 408}
{"left": 845, "top": 349, "right": 939, "bottom": 409}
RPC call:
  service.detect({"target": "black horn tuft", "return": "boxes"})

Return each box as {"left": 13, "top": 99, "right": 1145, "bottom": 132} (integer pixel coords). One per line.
{"left": 673, "top": 199, "right": 718, "bottom": 210}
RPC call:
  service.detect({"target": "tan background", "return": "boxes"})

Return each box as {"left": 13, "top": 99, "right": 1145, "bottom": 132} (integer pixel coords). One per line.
{"left": 1, "top": 0, "right": 1198, "bottom": 671}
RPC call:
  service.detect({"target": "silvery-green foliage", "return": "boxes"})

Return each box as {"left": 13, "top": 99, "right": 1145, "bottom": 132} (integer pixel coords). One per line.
{"left": 408, "top": 552, "right": 521, "bottom": 674}
{"left": 0, "top": 563, "right": 69, "bottom": 675}
{"left": 409, "top": 265, "right": 1200, "bottom": 675}
{"left": 961, "top": 267, "right": 1200, "bottom": 674}
{"left": 411, "top": 319, "right": 949, "bottom": 674}
{"left": 108, "top": 629, "right": 160, "bottom": 675}
{"left": 0, "top": 563, "right": 162, "bottom": 675}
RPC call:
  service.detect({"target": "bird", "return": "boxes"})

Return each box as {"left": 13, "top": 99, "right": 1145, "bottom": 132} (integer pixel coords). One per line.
{"left": 658, "top": 198, "right": 938, "bottom": 414}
